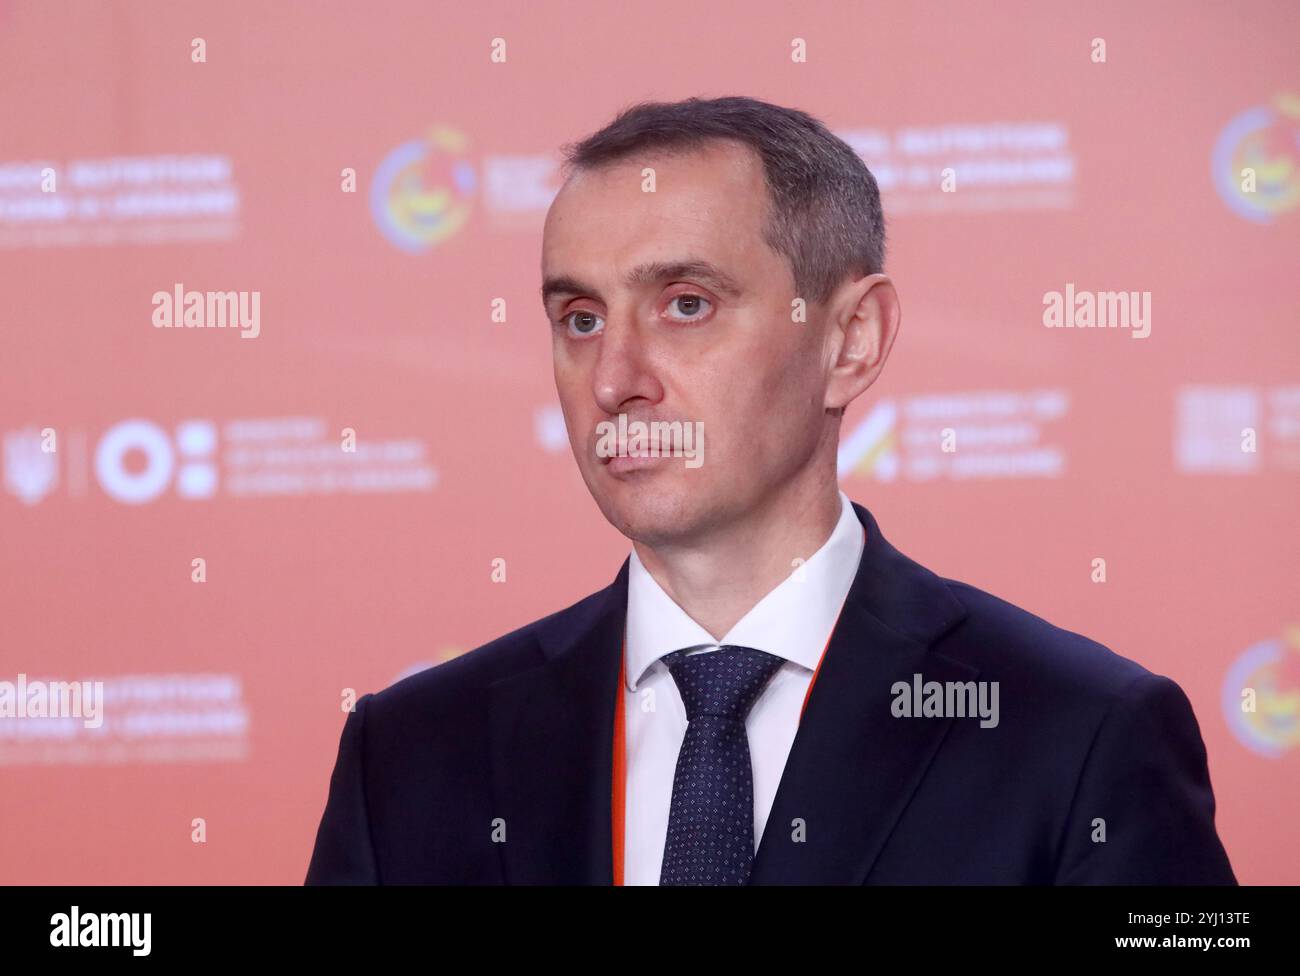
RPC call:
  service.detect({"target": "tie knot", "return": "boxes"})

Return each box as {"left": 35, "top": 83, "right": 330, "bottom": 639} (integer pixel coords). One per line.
{"left": 660, "top": 644, "right": 785, "bottom": 723}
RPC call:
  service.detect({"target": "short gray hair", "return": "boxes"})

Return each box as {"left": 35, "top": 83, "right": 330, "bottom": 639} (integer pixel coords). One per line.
{"left": 559, "top": 95, "right": 885, "bottom": 306}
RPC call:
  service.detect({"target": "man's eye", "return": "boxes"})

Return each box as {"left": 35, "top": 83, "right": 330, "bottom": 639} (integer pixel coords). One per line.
{"left": 666, "top": 294, "right": 712, "bottom": 321}
{"left": 561, "top": 310, "right": 605, "bottom": 337}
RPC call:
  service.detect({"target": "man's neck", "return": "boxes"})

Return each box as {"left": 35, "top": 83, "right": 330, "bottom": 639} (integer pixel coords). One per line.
{"left": 632, "top": 482, "right": 843, "bottom": 641}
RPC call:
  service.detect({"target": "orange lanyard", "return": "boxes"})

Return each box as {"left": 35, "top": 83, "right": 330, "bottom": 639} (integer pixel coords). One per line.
{"left": 610, "top": 533, "right": 861, "bottom": 885}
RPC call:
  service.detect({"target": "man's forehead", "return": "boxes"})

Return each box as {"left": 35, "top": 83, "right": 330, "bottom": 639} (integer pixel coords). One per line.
{"left": 547, "top": 141, "right": 764, "bottom": 227}
{"left": 542, "top": 141, "right": 769, "bottom": 279}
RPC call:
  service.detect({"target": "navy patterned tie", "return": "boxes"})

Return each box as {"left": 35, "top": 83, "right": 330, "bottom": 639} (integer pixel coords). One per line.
{"left": 658, "top": 644, "right": 786, "bottom": 885}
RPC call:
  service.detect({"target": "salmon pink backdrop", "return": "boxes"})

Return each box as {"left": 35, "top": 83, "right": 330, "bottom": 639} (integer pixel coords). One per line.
{"left": 1, "top": 0, "right": 1297, "bottom": 883}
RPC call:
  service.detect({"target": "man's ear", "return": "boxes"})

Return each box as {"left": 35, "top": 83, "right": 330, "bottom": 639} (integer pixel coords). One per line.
{"left": 824, "top": 273, "right": 900, "bottom": 412}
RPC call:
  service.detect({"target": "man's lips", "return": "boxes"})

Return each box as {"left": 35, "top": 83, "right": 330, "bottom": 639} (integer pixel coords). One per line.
{"left": 592, "top": 416, "right": 697, "bottom": 469}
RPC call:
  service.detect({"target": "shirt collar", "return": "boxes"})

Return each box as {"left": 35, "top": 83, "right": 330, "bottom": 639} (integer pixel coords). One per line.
{"left": 625, "top": 490, "right": 865, "bottom": 691}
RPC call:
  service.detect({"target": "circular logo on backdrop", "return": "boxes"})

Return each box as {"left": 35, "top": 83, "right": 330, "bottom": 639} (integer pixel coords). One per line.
{"left": 1221, "top": 626, "right": 1300, "bottom": 757}
{"left": 1211, "top": 94, "right": 1300, "bottom": 222}
{"left": 371, "top": 127, "right": 477, "bottom": 251}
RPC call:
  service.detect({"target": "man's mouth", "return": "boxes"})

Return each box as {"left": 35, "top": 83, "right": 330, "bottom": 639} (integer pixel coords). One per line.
{"left": 603, "top": 452, "right": 668, "bottom": 475}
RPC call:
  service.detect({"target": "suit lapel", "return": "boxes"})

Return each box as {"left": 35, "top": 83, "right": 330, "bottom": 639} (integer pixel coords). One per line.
{"left": 749, "top": 502, "right": 976, "bottom": 884}
{"left": 487, "top": 560, "right": 627, "bottom": 884}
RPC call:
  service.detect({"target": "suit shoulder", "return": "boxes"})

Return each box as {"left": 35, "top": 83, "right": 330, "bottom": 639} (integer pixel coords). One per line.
{"left": 364, "top": 583, "right": 613, "bottom": 717}
{"left": 935, "top": 575, "right": 1157, "bottom": 706}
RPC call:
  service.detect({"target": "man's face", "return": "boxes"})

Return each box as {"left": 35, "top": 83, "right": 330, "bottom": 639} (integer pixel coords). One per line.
{"left": 540, "top": 140, "right": 832, "bottom": 549}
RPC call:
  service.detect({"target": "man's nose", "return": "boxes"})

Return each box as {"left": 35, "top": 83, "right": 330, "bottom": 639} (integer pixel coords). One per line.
{"left": 591, "top": 316, "right": 663, "bottom": 415}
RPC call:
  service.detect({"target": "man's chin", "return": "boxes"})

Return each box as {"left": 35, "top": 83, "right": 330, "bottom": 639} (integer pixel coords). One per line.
{"left": 591, "top": 477, "right": 702, "bottom": 547}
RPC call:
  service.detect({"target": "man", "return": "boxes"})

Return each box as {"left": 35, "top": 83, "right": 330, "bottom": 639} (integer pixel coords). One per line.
{"left": 305, "top": 96, "right": 1235, "bottom": 885}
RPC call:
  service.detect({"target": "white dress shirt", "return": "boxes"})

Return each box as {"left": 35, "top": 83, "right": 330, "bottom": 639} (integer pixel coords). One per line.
{"left": 622, "top": 489, "right": 866, "bottom": 884}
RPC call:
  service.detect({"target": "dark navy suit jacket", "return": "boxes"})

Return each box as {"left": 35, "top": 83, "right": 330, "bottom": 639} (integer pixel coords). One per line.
{"left": 305, "top": 500, "right": 1236, "bottom": 884}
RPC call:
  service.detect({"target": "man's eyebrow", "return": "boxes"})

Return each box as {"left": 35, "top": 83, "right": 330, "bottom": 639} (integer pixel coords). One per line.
{"left": 540, "top": 258, "right": 744, "bottom": 306}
